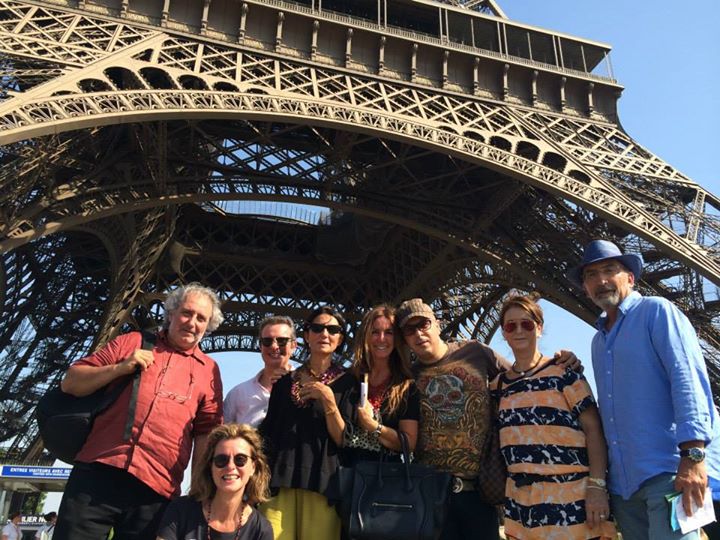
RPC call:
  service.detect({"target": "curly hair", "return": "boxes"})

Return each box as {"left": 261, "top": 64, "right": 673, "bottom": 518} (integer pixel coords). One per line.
{"left": 351, "top": 304, "right": 413, "bottom": 416}
{"left": 188, "top": 423, "right": 271, "bottom": 506}
{"left": 499, "top": 291, "right": 544, "bottom": 326}
{"left": 163, "top": 282, "right": 224, "bottom": 332}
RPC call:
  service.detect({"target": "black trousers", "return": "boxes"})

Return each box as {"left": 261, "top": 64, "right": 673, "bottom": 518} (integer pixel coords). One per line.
{"left": 440, "top": 491, "right": 500, "bottom": 540}
{"left": 54, "top": 462, "right": 170, "bottom": 540}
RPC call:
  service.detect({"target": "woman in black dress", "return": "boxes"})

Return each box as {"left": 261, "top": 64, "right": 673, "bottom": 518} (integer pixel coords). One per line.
{"left": 343, "top": 304, "right": 420, "bottom": 463}
{"left": 258, "top": 306, "right": 355, "bottom": 540}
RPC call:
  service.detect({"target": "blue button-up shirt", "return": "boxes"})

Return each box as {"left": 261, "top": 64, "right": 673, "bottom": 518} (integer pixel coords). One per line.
{"left": 591, "top": 291, "right": 720, "bottom": 499}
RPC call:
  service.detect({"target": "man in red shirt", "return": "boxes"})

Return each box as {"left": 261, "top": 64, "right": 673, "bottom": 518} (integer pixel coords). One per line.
{"left": 53, "top": 283, "right": 225, "bottom": 540}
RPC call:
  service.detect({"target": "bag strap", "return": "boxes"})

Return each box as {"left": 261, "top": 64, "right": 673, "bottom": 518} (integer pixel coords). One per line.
{"left": 398, "top": 431, "right": 413, "bottom": 490}
{"left": 122, "top": 330, "right": 156, "bottom": 441}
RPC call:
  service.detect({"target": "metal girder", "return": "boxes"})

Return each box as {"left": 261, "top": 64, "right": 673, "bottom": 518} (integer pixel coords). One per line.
{"left": 0, "top": 0, "right": 718, "bottom": 459}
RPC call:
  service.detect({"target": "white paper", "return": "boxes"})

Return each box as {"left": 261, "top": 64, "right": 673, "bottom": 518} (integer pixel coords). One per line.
{"left": 359, "top": 381, "right": 368, "bottom": 407}
{"left": 672, "top": 488, "right": 716, "bottom": 534}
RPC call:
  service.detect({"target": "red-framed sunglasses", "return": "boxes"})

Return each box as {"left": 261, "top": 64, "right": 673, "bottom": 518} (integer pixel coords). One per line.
{"left": 502, "top": 320, "right": 537, "bottom": 333}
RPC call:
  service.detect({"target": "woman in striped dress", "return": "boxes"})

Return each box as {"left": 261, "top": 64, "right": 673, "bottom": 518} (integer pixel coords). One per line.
{"left": 490, "top": 293, "right": 616, "bottom": 539}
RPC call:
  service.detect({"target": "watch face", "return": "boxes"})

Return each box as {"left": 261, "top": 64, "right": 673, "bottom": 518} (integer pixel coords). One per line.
{"left": 685, "top": 447, "right": 705, "bottom": 462}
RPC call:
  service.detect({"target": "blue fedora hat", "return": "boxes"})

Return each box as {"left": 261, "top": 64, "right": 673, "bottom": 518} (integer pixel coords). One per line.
{"left": 567, "top": 239, "right": 643, "bottom": 287}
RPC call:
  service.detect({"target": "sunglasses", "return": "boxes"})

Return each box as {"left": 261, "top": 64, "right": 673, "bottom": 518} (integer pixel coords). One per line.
{"left": 502, "top": 320, "right": 537, "bottom": 333}
{"left": 212, "top": 453, "right": 251, "bottom": 468}
{"left": 259, "top": 337, "right": 292, "bottom": 347}
{"left": 401, "top": 318, "right": 432, "bottom": 336}
{"left": 306, "top": 323, "right": 343, "bottom": 335}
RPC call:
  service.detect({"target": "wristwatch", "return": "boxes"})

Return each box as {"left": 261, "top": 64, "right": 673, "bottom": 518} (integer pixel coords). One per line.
{"left": 680, "top": 447, "right": 706, "bottom": 463}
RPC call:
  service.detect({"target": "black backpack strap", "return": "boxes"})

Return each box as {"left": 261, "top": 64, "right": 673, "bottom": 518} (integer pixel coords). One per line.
{"left": 122, "top": 330, "right": 156, "bottom": 441}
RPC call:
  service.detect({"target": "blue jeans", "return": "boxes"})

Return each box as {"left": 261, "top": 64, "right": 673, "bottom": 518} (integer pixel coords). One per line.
{"left": 611, "top": 473, "right": 701, "bottom": 540}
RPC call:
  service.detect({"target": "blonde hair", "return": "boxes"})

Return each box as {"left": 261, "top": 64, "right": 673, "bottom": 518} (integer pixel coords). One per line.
{"left": 351, "top": 305, "right": 413, "bottom": 416}
{"left": 189, "top": 423, "right": 270, "bottom": 506}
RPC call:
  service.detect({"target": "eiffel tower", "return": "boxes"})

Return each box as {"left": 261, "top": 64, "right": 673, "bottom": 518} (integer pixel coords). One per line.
{"left": 1, "top": 0, "right": 718, "bottom": 461}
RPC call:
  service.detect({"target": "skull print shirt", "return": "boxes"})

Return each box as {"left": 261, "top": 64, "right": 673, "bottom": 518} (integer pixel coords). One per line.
{"left": 413, "top": 340, "right": 510, "bottom": 478}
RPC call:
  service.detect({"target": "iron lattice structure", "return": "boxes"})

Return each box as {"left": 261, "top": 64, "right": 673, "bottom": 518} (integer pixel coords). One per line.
{"left": 1, "top": 0, "right": 719, "bottom": 459}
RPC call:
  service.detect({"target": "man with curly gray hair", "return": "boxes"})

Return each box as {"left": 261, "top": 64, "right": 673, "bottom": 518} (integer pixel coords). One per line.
{"left": 54, "top": 282, "right": 225, "bottom": 540}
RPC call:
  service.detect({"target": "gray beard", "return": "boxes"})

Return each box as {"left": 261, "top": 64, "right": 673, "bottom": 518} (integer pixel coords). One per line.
{"left": 592, "top": 291, "right": 621, "bottom": 312}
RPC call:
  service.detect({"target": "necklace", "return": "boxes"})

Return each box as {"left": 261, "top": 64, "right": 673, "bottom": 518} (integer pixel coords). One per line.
{"left": 206, "top": 499, "right": 247, "bottom": 540}
{"left": 368, "top": 377, "right": 390, "bottom": 412}
{"left": 290, "top": 363, "right": 343, "bottom": 407}
{"left": 511, "top": 352, "right": 543, "bottom": 377}
{"left": 307, "top": 363, "right": 329, "bottom": 379}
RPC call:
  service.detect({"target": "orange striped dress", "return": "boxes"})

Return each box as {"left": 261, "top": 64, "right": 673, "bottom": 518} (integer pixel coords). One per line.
{"left": 490, "top": 361, "right": 616, "bottom": 539}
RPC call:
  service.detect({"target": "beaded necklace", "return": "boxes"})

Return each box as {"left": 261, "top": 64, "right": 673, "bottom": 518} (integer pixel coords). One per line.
{"left": 368, "top": 378, "right": 390, "bottom": 412}
{"left": 290, "top": 363, "right": 344, "bottom": 407}
{"left": 205, "top": 499, "right": 247, "bottom": 540}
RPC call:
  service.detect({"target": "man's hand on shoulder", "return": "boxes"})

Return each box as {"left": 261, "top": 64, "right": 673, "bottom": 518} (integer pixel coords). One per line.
{"left": 62, "top": 346, "right": 153, "bottom": 396}
{"left": 268, "top": 366, "right": 290, "bottom": 385}
{"left": 675, "top": 451, "right": 708, "bottom": 516}
{"left": 119, "top": 349, "right": 155, "bottom": 374}
{"left": 553, "top": 349, "right": 583, "bottom": 373}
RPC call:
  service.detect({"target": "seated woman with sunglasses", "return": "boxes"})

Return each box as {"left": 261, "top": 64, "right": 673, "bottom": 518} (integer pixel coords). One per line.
{"left": 156, "top": 423, "right": 273, "bottom": 540}
{"left": 343, "top": 304, "right": 419, "bottom": 463}
{"left": 259, "top": 306, "right": 355, "bottom": 540}
{"left": 490, "top": 293, "right": 615, "bottom": 540}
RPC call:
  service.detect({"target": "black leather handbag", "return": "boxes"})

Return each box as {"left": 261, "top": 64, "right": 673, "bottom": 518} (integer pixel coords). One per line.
{"left": 36, "top": 331, "right": 155, "bottom": 464}
{"left": 338, "top": 432, "right": 452, "bottom": 540}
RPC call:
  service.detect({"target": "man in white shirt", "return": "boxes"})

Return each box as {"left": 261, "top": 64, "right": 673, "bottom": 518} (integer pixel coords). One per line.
{"left": 224, "top": 315, "right": 296, "bottom": 426}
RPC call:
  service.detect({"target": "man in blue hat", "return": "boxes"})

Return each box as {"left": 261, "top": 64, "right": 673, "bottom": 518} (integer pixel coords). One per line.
{"left": 569, "top": 239, "right": 720, "bottom": 539}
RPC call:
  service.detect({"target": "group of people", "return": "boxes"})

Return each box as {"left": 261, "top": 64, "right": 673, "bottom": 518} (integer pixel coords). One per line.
{"left": 1, "top": 511, "right": 55, "bottom": 540}
{"left": 40, "top": 239, "right": 720, "bottom": 540}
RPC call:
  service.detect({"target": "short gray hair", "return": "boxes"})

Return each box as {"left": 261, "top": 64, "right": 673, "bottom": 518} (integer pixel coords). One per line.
{"left": 258, "top": 315, "right": 296, "bottom": 340}
{"left": 163, "top": 283, "right": 224, "bottom": 332}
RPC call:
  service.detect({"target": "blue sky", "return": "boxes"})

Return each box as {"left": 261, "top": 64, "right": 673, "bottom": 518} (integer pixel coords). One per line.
{"left": 214, "top": 0, "right": 720, "bottom": 394}
{"left": 488, "top": 0, "right": 720, "bottom": 390}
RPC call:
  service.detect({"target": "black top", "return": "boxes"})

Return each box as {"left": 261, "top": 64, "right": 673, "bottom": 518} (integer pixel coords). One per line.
{"left": 341, "top": 376, "right": 421, "bottom": 465}
{"left": 258, "top": 368, "right": 356, "bottom": 496}
{"left": 157, "top": 496, "right": 273, "bottom": 540}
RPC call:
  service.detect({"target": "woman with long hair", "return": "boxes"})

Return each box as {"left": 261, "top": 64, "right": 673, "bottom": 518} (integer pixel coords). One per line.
{"left": 491, "top": 293, "right": 616, "bottom": 539}
{"left": 259, "top": 305, "right": 355, "bottom": 540}
{"left": 156, "top": 423, "right": 273, "bottom": 540}
{"left": 344, "top": 304, "right": 419, "bottom": 461}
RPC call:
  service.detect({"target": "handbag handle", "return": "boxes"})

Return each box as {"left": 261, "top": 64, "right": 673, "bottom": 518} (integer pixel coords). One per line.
{"left": 374, "top": 431, "right": 414, "bottom": 491}
{"left": 398, "top": 431, "right": 413, "bottom": 491}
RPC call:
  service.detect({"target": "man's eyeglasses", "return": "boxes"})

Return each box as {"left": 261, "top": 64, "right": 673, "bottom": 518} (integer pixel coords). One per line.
{"left": 212, "top": 453, "right": 252, "bottom": 468}
{"left": 306, "top": 323, "right": 343, "bottom": 335}
{"left": 401, "top": 318, "right": 432, "bottom": 336}
{"left": 155, "top": 361, "right": 194, "bottom": 404}
{"left": 259, "top": 337, "right": 293, "bottom": 348}
{"left": 502, "top": 320, "right": 537, "bottom": 333}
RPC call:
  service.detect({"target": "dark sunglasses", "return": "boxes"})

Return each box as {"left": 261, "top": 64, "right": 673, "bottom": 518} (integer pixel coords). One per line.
{"left": 401, "top": 318, "right": 432, "bottom": 336}
{"left": 306, "top": 323, "right": 343, "bottom": 335}
{"left": 502, "top": 320, "right": 537, "bottom": 333}
{"left": 212, "top": 453, "right": 251, "bottom": 468}
{"left": 259, "top": 337, "right": 292, "bottom": 347}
